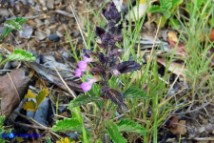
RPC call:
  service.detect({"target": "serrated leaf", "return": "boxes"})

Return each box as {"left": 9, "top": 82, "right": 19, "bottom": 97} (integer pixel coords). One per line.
{"left": 36, "top": 88, "right": 49, "bottom": 105}
{"left": 52, "top": 118, "right": 81, "bottom": 132}
{"left": 123, "top": 87, "right": 147, "bottom": 99}
{"left": 23, "top": 100, "right": 36, "bottom": 111}
{"left": 24, "top": 90, "right": 37, "bottom": 98}
{"left": 106, "top": 121, "right": 127, "bottom": 143}
{"left": 117, "top": 119, "right": 146, "bottom": 135}
{"left": 0, "top": 17, "right": 27, "bottom": 40}
{"left": 160, "top": 0, "right": 172, "bottom": 10}
{"left": 5, "top": 17, "right": 27, "bottom": 30}
{"left": 68, "top": 95, "right": 99, "bottom": 109}
{"left": 7, "top": 49, "right": 36, "bottom": 62}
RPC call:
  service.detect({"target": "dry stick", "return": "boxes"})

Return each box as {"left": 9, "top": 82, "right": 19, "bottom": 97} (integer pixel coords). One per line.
{"left": 14, "top": 122, "right": 48, "bottom": 130}
{"left": 54, "top": 68, "right": 90, "bottom": 119}
{"left": 7, "top": 73, "right": 20, "bottom": 102}
{"left": 55, "top": 9, "right": 74, "bottom": 18}
{"left": 147, "top": 17, "right": 162, "bottom": 64}
{"left": 70, "top": 4, "right": 88, "bottom": 49}
{"left": 54, "top": 67, "right": 76, "bottom": 99}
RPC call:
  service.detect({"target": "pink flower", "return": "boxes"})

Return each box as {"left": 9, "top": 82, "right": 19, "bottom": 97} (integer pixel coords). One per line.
{"left": 80, "top": 81, "right": 93, "bottom": 92}
{"left": 75, "top": 68, "right": 82, "bottom": 77}
{"left": 80, "top": 78, "right": 97, "bottom": 92}
{"left": 78, "top": 61, "right": 88, "bottom": 71}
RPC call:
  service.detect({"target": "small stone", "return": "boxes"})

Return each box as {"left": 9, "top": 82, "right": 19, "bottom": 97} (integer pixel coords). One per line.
{"left": 48, "top": 34, "right": 60, "bottom": 42}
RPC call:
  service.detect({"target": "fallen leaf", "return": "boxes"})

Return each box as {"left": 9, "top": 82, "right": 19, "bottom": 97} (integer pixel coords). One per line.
{"left": 157, "top": 58, "right": 186, "bottom": 79}
{"left": 168, "top": 31, "right": 178, "bottom": 43}
{"left": 23, "top": 88, "right": 49, "bottom": 111}
{"left": 0, "top": 69, "right": 30, "bottom": 117}
{"left": 170, "top": 120, "right": 187, "bottom": 136}
{"left": 24, "top": 90, "right": 37, "bottom": 98}
{"left": 168, "top": 31, "right": 186, "bottom": 57}
{"left": 23, "top": 100, "right": 36, "bottom": 111}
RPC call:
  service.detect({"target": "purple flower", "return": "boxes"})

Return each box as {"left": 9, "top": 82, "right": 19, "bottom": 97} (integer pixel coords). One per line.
{"left": 80, "top": 81, "right": 93, "bottom": 92}
{"left": 75, "top": 68, "right": 82, "bottom": 77}
{"left": 78, "top": 61, "right": 88, "bottom": 71}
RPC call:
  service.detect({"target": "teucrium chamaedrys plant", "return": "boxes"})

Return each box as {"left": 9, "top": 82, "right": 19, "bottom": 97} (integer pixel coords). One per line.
{"left": 75, "top": 2, "right": 142, "bottom": 109}
{"left": 52, "top": 2, "right": 145, "bottom": 143}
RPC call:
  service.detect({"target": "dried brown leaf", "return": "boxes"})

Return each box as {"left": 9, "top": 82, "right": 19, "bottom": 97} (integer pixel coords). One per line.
{"left": 0, "top": 69, "right": 30, "bottom": 117}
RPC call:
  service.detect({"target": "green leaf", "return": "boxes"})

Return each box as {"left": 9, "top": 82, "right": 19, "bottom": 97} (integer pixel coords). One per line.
{"left": 0, "top": 17, "right": 27, "bottom": 40}
{"left": 68, "top": 95, "right": 100, "bottom": 109}
{"left": 52, "top": 118, "right": 81, "bottom": 132}
{"left": 7, "top": 49, "right": 36, "bottom": 62}
{"left": 106, "top": 121, "right": 127, "bottom": 143}
{"left": 36, "top": 88, "right": 49, "bottom": 106}
{"left": 4, "top": 17, "right": 27, "bottom": 30}
{"left": 172, "top": 0, "right": 183, "bottom": 8}
{"left": 163, "top": 11, "right": 171, "bottom": 19}
{"left": 117, "top": 119, "right": 146, "bottom": 135}
{"left": 123, "top": 86, "right": 147, "bottom": 99}
{"left": 149, "top": 5, "right": 162, "bottom": 13}
{"left": 160, "top": 0, "right": 172, "bottom": 10}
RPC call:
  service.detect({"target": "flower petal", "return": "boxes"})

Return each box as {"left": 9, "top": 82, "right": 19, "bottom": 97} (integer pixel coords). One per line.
{"left": 75, "top": 68, "right": 82, "bottom": 77}
{"left": 80, "top": 82, "right": 93, "bottom": 92}
{"left": 78, "top": 61, "right": 88, "bottom": 71}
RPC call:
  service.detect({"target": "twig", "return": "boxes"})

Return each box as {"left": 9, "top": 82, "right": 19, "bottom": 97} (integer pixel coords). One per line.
{"left": 147, "top": 17, "right": 162, "bottom": 64}
{"left": 69, "top": 4, "right": 88, "bottom": 49}
{"left": 54, "top": 67, "right": 76, "bottom": 99}
{"left": 55, "top": 9, "right": 74, "bottom": 18}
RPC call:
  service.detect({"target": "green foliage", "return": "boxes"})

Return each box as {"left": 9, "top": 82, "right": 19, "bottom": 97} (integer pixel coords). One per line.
{"left": 69, "top": 107, "right": 91, "bottom": 143}
{"left": 106, "top": 121, "right": 127, "bottom": 143}
{"left": 0, "top": 49, "right": 36, "bottom": 66}
{"left": 117, "top": 119, "right": 146, "bottom": 135}
{"left": 0, "top": 17, "right": 27, "bottom": 41}
{"left": 123, "top": 86, "right": 147, "bottom": 99}
{"left": 150, "top": 0, "right": 183, "bottom": 18}
{"left": 68, "top": 95, "right": 100, "bottom": 109}
{"left": 52, "top": 118, "right": 81, "bottom": 132}
{"left": 7, "top": 49, "right": 36, "bottom": 62}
